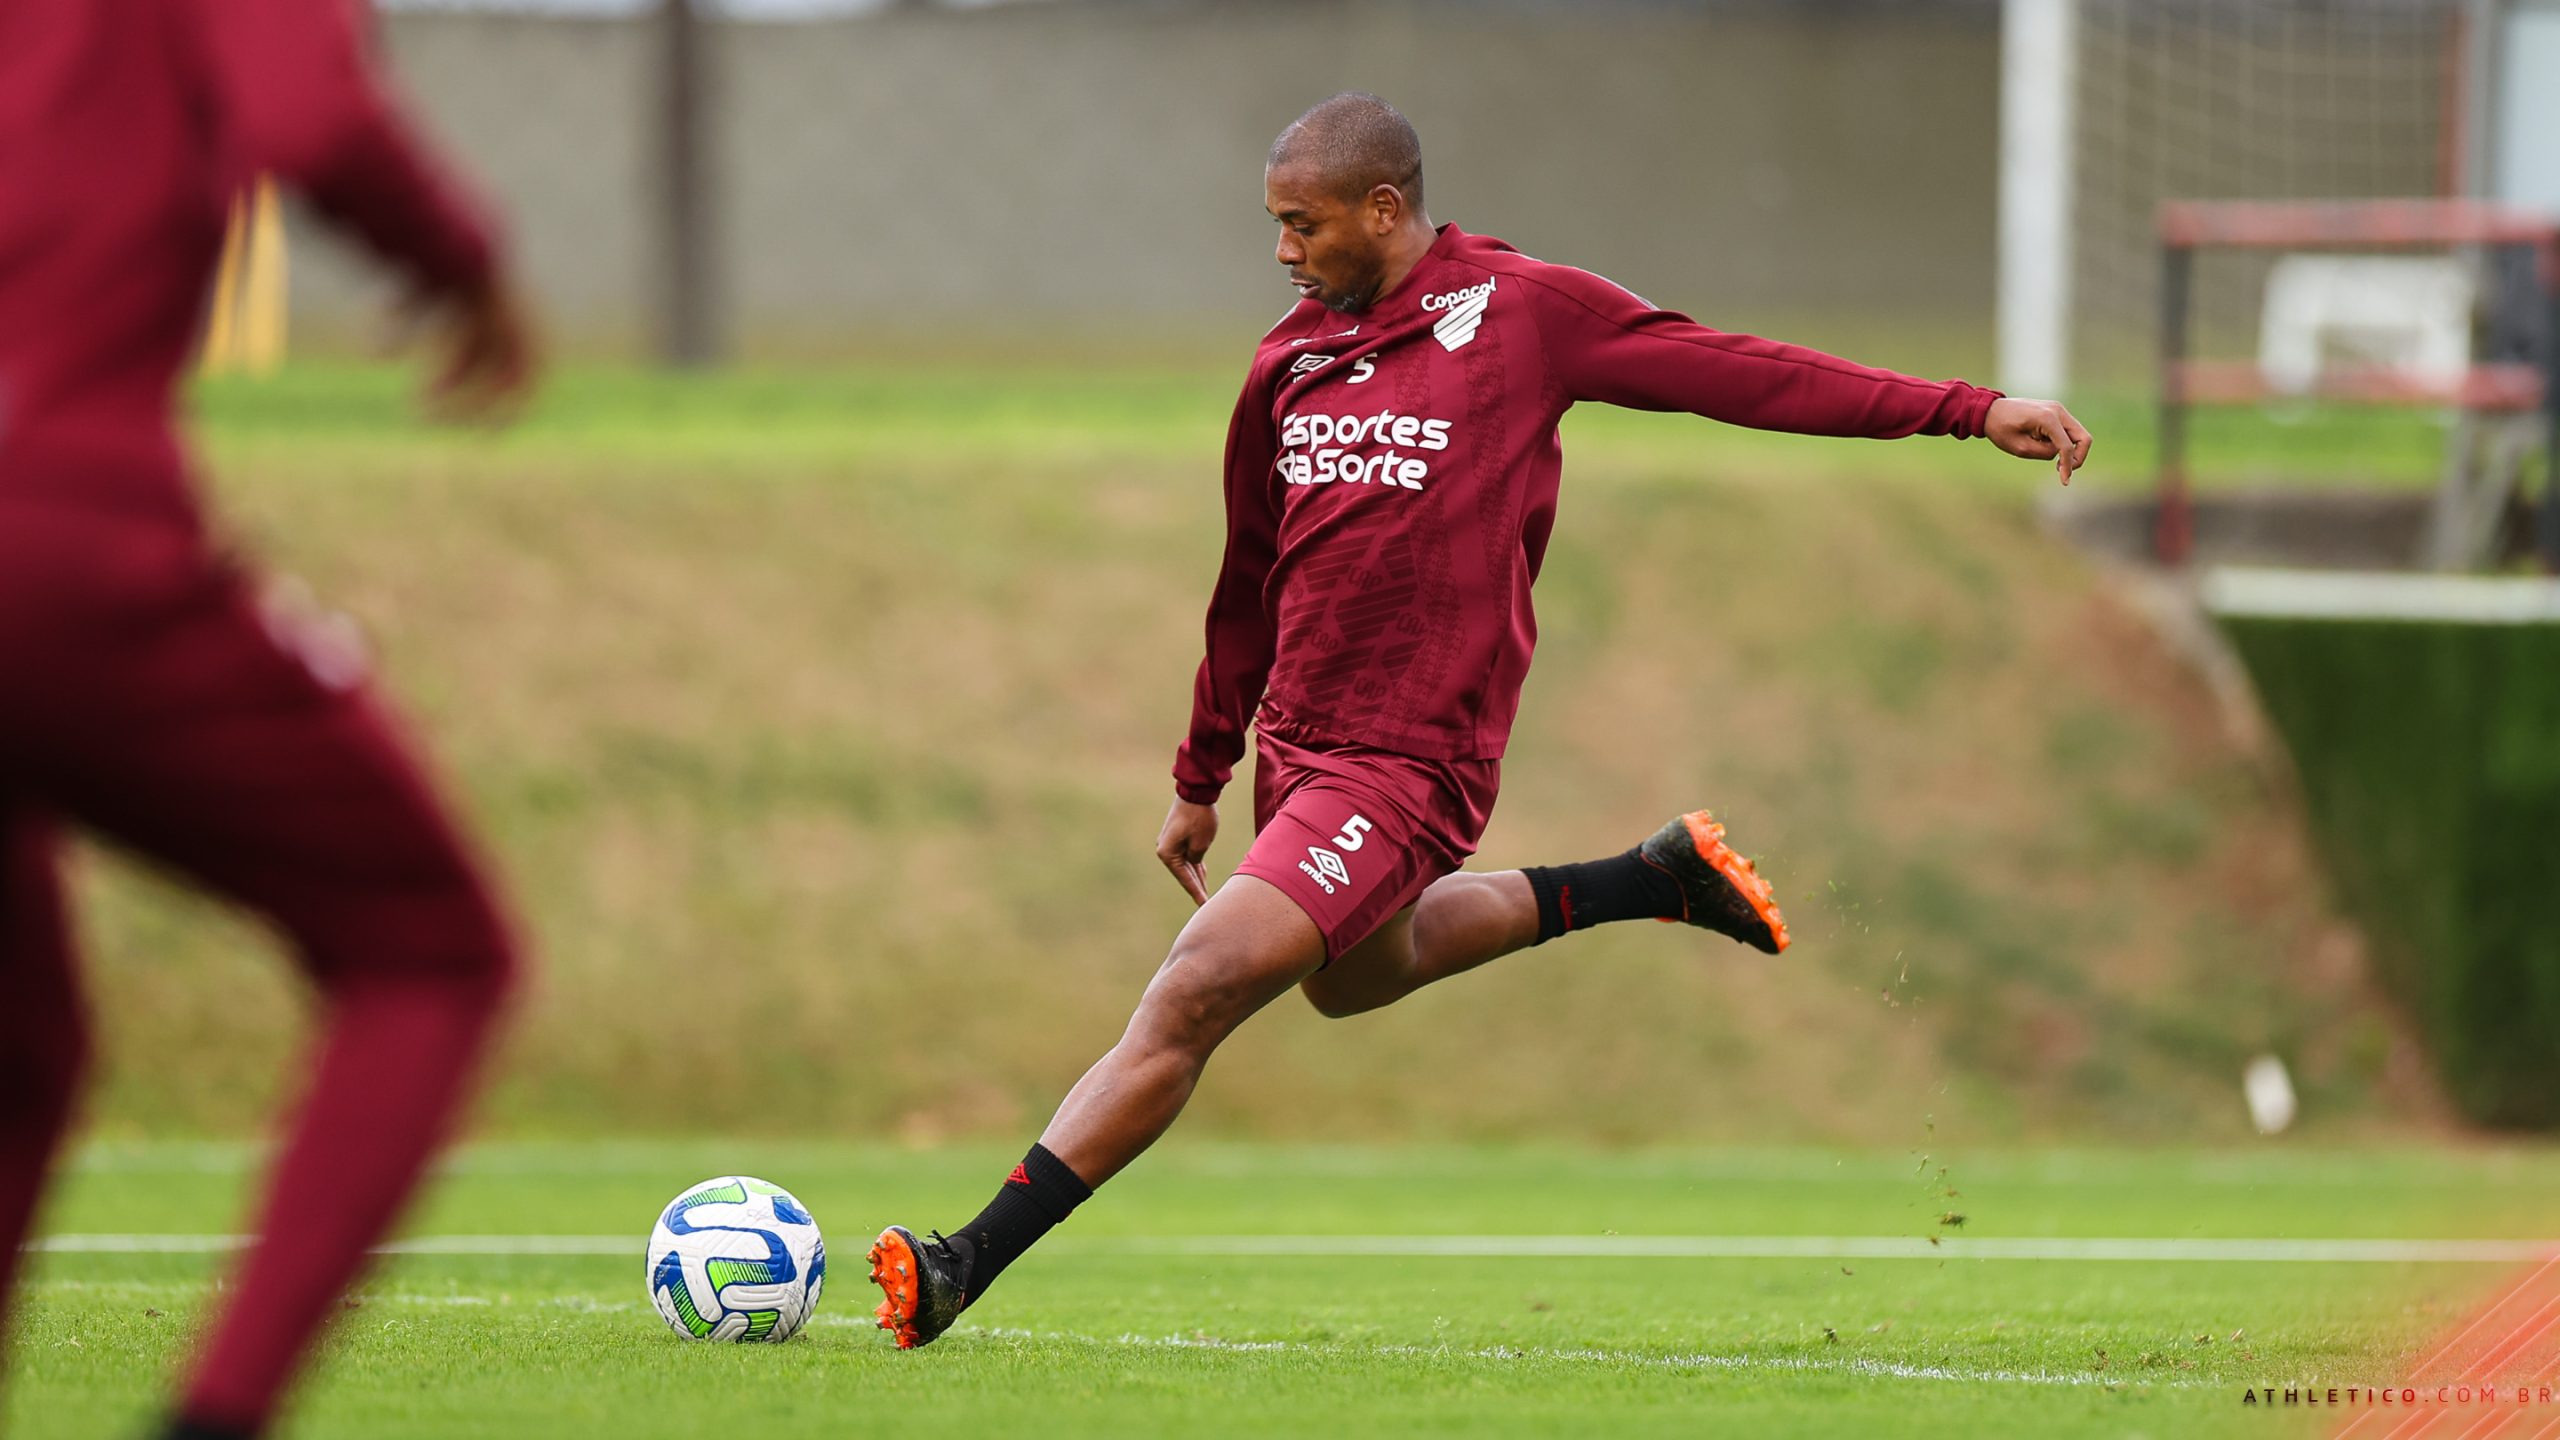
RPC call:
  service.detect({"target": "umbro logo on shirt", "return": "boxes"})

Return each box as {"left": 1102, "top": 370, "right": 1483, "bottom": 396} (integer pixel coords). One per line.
{"left": 1419, "top": 277, "right": 1495, "bottom": 351}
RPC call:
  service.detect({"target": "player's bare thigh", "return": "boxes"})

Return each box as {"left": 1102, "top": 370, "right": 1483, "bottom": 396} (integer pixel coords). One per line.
{"left": 1157, "top": 872, "right": 1333, "bottom": 1019}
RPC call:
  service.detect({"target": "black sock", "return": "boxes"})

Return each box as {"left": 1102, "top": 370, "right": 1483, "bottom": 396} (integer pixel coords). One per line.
{"left": 1521, "top": 848, "right": 1684, "bottom": 944}
{"left": 946, "top": 1143, "right": 1093, "bottom": 1304}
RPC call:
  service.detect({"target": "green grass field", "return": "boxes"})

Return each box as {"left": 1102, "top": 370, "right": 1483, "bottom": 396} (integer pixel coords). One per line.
{"left": 16, "top": 1140, "right": 2560, "bottom": 1438}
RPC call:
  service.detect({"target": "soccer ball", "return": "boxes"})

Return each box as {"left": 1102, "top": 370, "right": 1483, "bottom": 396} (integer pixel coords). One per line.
{"left": 646, "top": 1175, "right": 827, "bottom": 1342}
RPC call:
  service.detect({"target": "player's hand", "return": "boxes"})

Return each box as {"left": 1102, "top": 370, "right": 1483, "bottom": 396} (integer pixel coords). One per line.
{"left": 1155, "top": 797, "right": 1219, "bottom": 908}
{"left": 407, "top": 268, "right": 540, "bottom": 427}
{"left": 1984, "top": 396, "right": 2093, "bottom": 486}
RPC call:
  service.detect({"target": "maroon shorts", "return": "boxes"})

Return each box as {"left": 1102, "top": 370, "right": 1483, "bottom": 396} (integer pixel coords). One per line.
{"left": 1233, "top": 731, "right": 1500, "bottom": 962}
{"left": 0, "top": 501, "right": 517, "bottom": 1000}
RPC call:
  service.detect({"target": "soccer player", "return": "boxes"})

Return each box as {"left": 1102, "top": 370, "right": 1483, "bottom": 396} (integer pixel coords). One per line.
{"left": 0, "top": 2, "right": 536, "bottom": 1436}
{"left": 866, "top": 92, "right": 2091, "bottom": 1347}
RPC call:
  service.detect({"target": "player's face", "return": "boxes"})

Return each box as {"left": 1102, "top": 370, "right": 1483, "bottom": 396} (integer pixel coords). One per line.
{"left": 1265, "top": 163, "right": 1392, "bottom": 314}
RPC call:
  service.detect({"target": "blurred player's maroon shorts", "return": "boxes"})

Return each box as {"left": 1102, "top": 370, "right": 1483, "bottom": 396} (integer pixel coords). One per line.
{"left": 1234, "top": 730, "right": 1500, "bottom": 962}
{"left": 0, "top": 501, "right": 517, "bottom": 995}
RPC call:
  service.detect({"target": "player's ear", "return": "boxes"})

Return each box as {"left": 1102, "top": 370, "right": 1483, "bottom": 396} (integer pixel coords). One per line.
{"left": 1368, "top": 183, "right": 1402, "bottom": 234}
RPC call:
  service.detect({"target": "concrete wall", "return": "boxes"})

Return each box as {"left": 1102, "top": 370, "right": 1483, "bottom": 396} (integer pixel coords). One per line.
{"left": 297, "top": 2, "right": 2004, "bottom": 361}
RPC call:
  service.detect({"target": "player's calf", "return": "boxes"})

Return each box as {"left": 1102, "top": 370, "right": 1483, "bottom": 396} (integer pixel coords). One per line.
{"left": 869, "top": 879, "right": 1320, "bottom": 1347}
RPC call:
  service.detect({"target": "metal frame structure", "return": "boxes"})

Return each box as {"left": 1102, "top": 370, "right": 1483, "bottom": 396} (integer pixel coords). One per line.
{"left": 2154, "top": 199, "right": 2560, "bottom": 570}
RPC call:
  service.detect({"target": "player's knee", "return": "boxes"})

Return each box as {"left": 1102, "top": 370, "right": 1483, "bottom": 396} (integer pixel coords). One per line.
{"left": 1137, "top": 939, "right": 1260, "bottom": 1053}
{"left": 1133, "top": 968, "right": 1229, "bottom": 1055}
{"left": 308, "top": 868, "right": 523, "bottom": 1012}
{"left": 419, "top": 884, "right": 522, "bottom": 1014}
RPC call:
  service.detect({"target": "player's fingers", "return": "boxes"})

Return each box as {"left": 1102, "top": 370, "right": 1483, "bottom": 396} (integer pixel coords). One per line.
{"left": 423, "top": 323, "right": 497, "bottom": 415}
{"left": 1162, "top": 851, "right": 1209, "bottom": 907}
{"left": 1180, "top": 836, "right": 1214, "bottom": 905}
{"left": 2049, "top": 408, "right": 2089, "bottom": 485}
{"left": 430, "top": 337, "right": 530, "bottom": 428}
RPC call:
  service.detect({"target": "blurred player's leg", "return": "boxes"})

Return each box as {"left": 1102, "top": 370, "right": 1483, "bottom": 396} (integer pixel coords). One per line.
{"left": 171, "top": 975, "right": 508, "bottom": 1435}
{"left": 7, "top": 525, "right": 519, "bottom": 1437}
{"left": 0, "top": 812, "right": 89, "bottom": 1366}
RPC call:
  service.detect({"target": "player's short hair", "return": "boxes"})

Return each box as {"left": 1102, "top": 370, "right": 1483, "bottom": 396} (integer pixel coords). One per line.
{"left": 1268, "top": 92, "right": 1425, "bottom": 213}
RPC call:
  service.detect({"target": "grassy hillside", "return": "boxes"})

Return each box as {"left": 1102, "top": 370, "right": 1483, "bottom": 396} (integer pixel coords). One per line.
{"left": 62, "top": 364, "right": 2440, "bottom": 1143}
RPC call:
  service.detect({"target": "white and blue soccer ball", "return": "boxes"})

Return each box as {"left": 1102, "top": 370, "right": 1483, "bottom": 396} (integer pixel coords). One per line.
{"left": 646, "top": 1175, "right": 826, "bottom": 1342}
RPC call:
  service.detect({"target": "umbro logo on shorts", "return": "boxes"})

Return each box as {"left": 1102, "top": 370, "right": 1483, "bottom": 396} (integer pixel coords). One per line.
{"left": 1299, "top": 845, "right": 1352, "bottom": 895}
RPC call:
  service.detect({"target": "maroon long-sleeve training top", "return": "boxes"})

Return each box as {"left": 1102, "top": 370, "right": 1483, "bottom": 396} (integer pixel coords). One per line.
{"left": 0, "top": 0, "right": 495, "bottom": 523}
{"left": 1172, "top": 223, "right": 2002, "bottom": 805}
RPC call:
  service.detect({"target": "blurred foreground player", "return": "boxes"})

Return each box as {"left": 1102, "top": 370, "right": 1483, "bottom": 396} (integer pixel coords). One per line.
{"left": 0, "top": 1, "right": 537, "bottom": 1434}
{"left": 867, "top": 92, "right": 2092, "bottom": 1346}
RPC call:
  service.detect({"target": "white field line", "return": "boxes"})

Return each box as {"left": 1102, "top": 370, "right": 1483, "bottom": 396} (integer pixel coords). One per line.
{"left": 62, "top": 1145, "right": 2560, "bottom": 1191}
{"left": 945, "top": 1324, "right": 2221, "bottom": 1389}
{"left": 5, "top": 1284, "right": 2214, "bottom": 1391}
{"left": 25, "top": 1233, "right": 2556, "bottom": 1263}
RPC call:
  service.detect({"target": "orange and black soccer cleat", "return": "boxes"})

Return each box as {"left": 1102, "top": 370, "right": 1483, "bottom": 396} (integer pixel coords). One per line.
{"left": 1636, "top": 810, "right": 1791, "bottom": 954}
{"left": 867, "top": 1225, "right": 972, "bottom": 1349}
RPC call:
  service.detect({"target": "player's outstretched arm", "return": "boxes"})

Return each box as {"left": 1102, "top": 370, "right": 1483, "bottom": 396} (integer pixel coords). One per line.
{"left": 1982, "top": 396, "right": 2094, "bottom": 485}
{"left": 1525, "top": 263, "right": 2013, "bottom": 445}
{"left": 192, "top": 0, "right": 495, "bottom": 294}
{"left": 192, "top": 0, "right": 541, "bottom": 424}
{"left": 1155, "top": 798, "right": 1219, "bottom": 907}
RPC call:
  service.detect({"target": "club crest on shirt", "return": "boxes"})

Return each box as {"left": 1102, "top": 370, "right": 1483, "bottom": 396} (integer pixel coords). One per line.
{"left": 1419, "top": 276, "right": 1495, "bottom": 351}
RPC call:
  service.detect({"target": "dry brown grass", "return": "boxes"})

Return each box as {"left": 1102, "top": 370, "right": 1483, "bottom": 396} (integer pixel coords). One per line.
{"left": 63, "top": 369, "right": 2440, "bottom": 1144}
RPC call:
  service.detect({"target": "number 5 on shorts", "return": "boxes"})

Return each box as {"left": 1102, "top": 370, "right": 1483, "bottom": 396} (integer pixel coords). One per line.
{"left": 1333, "top": 815, "right": 1372, "bottom": 851}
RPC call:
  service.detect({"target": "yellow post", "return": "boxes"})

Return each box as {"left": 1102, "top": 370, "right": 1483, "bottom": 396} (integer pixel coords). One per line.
{"left": 200, "top": 191, "right": 246, "bottom": 375}
{"left": 239, "top": 180, "right": 287, "bottom": 375}
{"left": 200, "top": 177, "right": 287, "bottom": 377}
